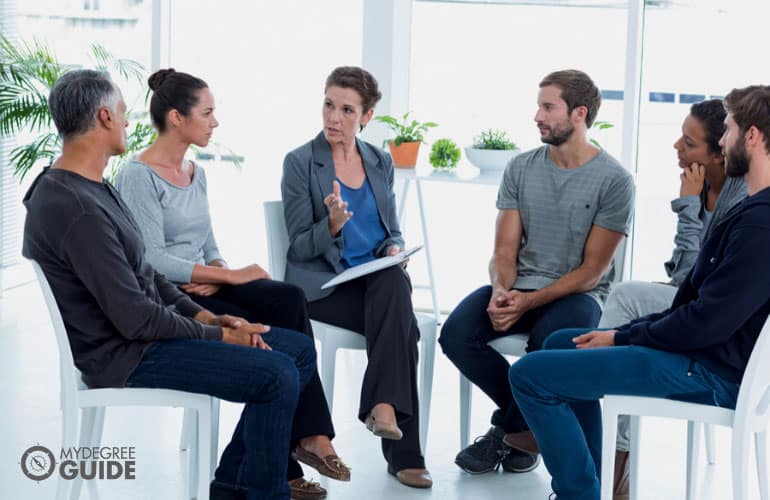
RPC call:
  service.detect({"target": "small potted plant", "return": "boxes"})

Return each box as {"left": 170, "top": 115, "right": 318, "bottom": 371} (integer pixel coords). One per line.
{"left": 374, "top": 112, "right": 438, "bottom": 168}
{"left": 465, "top": 128, "right": 520, "bottom": 172}
{"left": 429, "top": 138, "right": 461, "bottom": 170}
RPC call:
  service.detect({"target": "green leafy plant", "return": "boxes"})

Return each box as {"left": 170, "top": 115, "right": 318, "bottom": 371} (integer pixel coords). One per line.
{"left": 472, "top": 129, "right": 517, "bottom": 150}
{"left": 429, "top": 138, "right": 461, "bottom": 169}
{"left": 589, "top": 120, "right": 614, "bottom": 148}
{"left": 374, "top": 112, "right": 437, "bottom": 147}
{"left": 0, "top": 36, "right": 156, "bottom": 181}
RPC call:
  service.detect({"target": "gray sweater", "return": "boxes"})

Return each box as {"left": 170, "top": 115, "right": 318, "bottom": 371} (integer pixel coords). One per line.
{"left": 114, "top": 160, "right": 223, "bottom": 284}
{"left": 22, "top": 168, "right": 222, "bottom": 388}
{"left": 664, "top": 176, "right": 747, "bottom": 286}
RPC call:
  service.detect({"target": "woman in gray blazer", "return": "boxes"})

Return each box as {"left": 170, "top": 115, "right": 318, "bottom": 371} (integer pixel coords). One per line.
{"left": 281, "top": 66, "right": 431, "bottom": 489}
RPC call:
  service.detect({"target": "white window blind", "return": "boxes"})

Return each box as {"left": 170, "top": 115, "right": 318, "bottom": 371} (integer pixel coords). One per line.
{"left": 1, "top": 0, "right": 22, "bottom": 271}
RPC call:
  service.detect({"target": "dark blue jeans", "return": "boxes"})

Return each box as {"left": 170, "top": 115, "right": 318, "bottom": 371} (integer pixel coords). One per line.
{"left": 126, "top": 328, "right": 316, "bottom": 500}
{"left": 187, "top": 279, "right": 335, "bottom": 481}
{"left": 509, "top": 328, "right": 740, "bottom": 500}
{"left": 439, "top": 286, "right": 601, "bottom": 432}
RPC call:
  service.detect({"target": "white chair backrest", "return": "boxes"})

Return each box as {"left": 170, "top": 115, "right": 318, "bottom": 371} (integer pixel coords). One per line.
{"left": 29, "top": 259, "right": 85, "bottom": 401}
{"left": 733, "top": 315, "right": 770, "bottom": 431}
{"left": 263, "top": 200, "right": 290, "bottom": 281}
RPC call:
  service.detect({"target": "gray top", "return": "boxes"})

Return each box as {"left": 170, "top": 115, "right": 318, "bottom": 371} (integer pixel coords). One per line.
{"left": 664, "top": 175, "right": 747, "bottom": 286}
{"left": 282, "top": 132, "right": 404, "bottom": 301}
{"left": 496, "top": 145, "right": 635, "bottom": 303}
{"left": 114, "top": 159, "right": 223, "bottom": 284}
{"left": 22, "top": 168, "right": 221, "bottom": 389}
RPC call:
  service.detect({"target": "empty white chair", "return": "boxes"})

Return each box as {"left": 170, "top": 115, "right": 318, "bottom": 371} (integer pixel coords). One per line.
{"left": 30, "top": 259, "right": 218, "bottom": 500}
{"left": 263, "top": 200, "right": 438, "bottom": 451}
{"left": 600, "top": 315, "right": 770, "bottom": 500}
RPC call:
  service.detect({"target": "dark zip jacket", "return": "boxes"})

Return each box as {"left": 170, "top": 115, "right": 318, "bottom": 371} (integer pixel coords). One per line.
{"left": 615, "top": 185, "right": 770, "bottom": 384}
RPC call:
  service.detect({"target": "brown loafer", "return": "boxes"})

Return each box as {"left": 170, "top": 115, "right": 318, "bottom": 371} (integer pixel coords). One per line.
{"left": 292, "top": 445, "right": 351, "bottom": 482}
{"left": 502, "top": 430, "right": 540, "bottom": 455}
{"left": 289, "top": 477, "right": 327, "bottom": 499}
{"left": 365, "top": 413, "right": 403, "bottom": 440}
{"left": 393, "top": 468, "right": 433, "bottom": 489}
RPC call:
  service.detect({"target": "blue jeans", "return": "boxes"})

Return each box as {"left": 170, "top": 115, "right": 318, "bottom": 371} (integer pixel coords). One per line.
{"left": 440, "top": 286, "right": 601, "bottom": 432}
{"left": 126, "top": 328, "right": 316, "bottom": 500}
{"left": 508, "top": 328, "right": 740, "bottom": 500}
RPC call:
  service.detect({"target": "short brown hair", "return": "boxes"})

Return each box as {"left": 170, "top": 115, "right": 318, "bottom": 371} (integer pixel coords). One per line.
{"left": 325, "top": 66, "right": 382, "bottom": 113}
{"left": 539, "top": 70, "right": 601, "bottom": 128}
{"left": 724, "top": 85, "right": 770, "bottom": 154}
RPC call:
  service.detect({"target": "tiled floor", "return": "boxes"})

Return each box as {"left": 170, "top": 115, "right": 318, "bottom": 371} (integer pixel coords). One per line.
{"left": 0, "top": 279, "right": 760, "bottom": 499}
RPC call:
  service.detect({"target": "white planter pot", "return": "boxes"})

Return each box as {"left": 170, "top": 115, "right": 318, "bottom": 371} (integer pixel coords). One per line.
{"left": 464, "top": 147, "right": 520, "bottom": 172}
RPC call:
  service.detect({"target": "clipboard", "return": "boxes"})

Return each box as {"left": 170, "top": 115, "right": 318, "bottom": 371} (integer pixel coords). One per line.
{"left": 321, "top": 246, "right": 423, "bottom": 289}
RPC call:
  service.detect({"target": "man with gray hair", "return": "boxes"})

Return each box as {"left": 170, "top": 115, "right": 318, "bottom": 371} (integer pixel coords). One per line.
{"left": 23, "top": 69, "right": 314, "bottom": 499}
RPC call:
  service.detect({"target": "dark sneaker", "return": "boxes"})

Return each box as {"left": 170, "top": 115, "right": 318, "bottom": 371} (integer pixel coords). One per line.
{"left": 454, "top": 426, "right": 511, "bottom": 474}
{"left": 501, "top": 446, "right": 540, "bottom": 473}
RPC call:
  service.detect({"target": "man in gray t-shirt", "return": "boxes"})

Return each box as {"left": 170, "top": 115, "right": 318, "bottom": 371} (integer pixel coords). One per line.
{"left": 439, "top": 69, "right": 634, "bottom": 475}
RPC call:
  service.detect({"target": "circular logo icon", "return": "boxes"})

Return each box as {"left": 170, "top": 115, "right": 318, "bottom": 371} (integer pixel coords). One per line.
{"left": 20, "top": 445, "right": 56, "bottom": 481}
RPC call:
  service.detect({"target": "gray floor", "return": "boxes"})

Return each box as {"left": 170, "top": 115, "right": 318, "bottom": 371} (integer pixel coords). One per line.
{"left": 0, "top": 280, "right": 760, "bottom": 500}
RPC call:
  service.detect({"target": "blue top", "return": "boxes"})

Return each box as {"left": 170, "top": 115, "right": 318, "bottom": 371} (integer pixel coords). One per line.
{"left": 338, "top": 177, "right": 387, "bottom": 268}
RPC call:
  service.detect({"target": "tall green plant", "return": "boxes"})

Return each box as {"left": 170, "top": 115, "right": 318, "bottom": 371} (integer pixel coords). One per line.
{"left": 0, "top": 36, "right": 155, "bottom": 181}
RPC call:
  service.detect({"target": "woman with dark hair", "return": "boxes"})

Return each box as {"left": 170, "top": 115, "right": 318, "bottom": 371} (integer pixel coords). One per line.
{"left": 281, "top": 66, "right": 432, "bottom": 489}
{"left": 538, "top": 99, "right": 747, "bottom": 500}
{"left": 115, "top": 68, "right": 348, "bottom": 500}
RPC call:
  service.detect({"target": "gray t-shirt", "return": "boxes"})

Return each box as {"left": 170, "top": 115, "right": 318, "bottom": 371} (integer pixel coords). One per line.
{"left": 496, "top": 145, "right": 635, "bottom": 303}
{"left": 115, "top": 159, "right": 223, "bottom": 284}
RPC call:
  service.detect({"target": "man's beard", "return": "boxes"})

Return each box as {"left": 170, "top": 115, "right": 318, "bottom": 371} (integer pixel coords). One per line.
{"left": 540, "top": 121, "right": 575, "bottom": 146}
{"left": 725, "top": 138, "right": 750, "bottom": 178}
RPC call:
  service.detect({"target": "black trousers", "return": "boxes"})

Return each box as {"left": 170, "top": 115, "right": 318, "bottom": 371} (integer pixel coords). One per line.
{"left": 187, "top": 279, "right": 335, "bottom": 481}
{"left": 308, "top": 266, "right": 426, "bottom": 471}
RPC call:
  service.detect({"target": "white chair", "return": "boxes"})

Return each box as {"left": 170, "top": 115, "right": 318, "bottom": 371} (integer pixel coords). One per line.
{"left": 459, "top": 334, "right": 529, "bottom": 447}
{"left": 30, "top": 259, "right": 218, "bottom": 500}
{"left": 600, "top": 316, "right": 770, "bottom": 500}
{"left": 263, "top": 200, "right": 438, "bottom": 451}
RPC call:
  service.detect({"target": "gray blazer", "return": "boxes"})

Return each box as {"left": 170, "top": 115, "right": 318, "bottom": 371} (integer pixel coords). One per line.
{"left": 281, "top": 132, "right": 405, "bottom": 301}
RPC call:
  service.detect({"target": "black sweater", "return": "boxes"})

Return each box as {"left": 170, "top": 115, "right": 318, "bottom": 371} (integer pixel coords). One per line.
{"left": 23, "top": 168, "right": 222, "bottom": 388}
{"left": 615, "top": 186, "right": 770, "bottom": 384}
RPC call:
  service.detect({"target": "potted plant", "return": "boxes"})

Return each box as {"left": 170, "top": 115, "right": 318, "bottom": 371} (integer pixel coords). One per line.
{"left": 374, "top": 112, "right": 437, "bottom": 168}
{"left": 429, "top": 138, "right": 461, "bottom": 170}
{"left": 465, "top": 128, "right": 520, "bottom": 172}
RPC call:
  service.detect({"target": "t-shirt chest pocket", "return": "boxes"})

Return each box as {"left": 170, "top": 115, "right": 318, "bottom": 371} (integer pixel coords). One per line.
{"left": 566, "top": 196, "right": 599, "bottom": 241}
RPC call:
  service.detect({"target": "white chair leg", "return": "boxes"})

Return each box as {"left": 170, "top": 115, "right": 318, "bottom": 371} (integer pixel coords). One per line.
{"left": 686, "top": 421, "right": 701, "bottom": 500}
{"left": 756, "top": 430, "right": 769, "bottom": 500}
{"left": 732, "top": 431, "right": 752, "bottom": 500}
{"left": 629, "top": 416, "right": 641, "bottom": 500}
{"left": 705, "top": 423, "right": 716, "bottom": 465}
{"left": 85, "top": 408, "right": 105, "bottom": 500}
{"left": 418, "top": 320, "right": 437, "bottom": 452}
{"left": 57, "top": 407, "right": 79, "bottom": 500}
{"left": 320, "top": 342, "right": 337, "bottom": 414}
{"left": 459, "top": 374, "right": 472, "bottom": 449}
{"left": 600, "top": 406, "right": 619, "bottom": 500}
{"left": 197, "top": 406, "right": 212, "bottom": 500}
{"left": 69, "top": 407, "right": 98, "bottom": 500}
{"left": 210, "top": 398, "right": 220, "bottom": 479}
{"left": 180, "top": 408, "right": 194, "bottom": 451}
{"left": 188, "top": 410, "right": 200, "bottom": 500}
